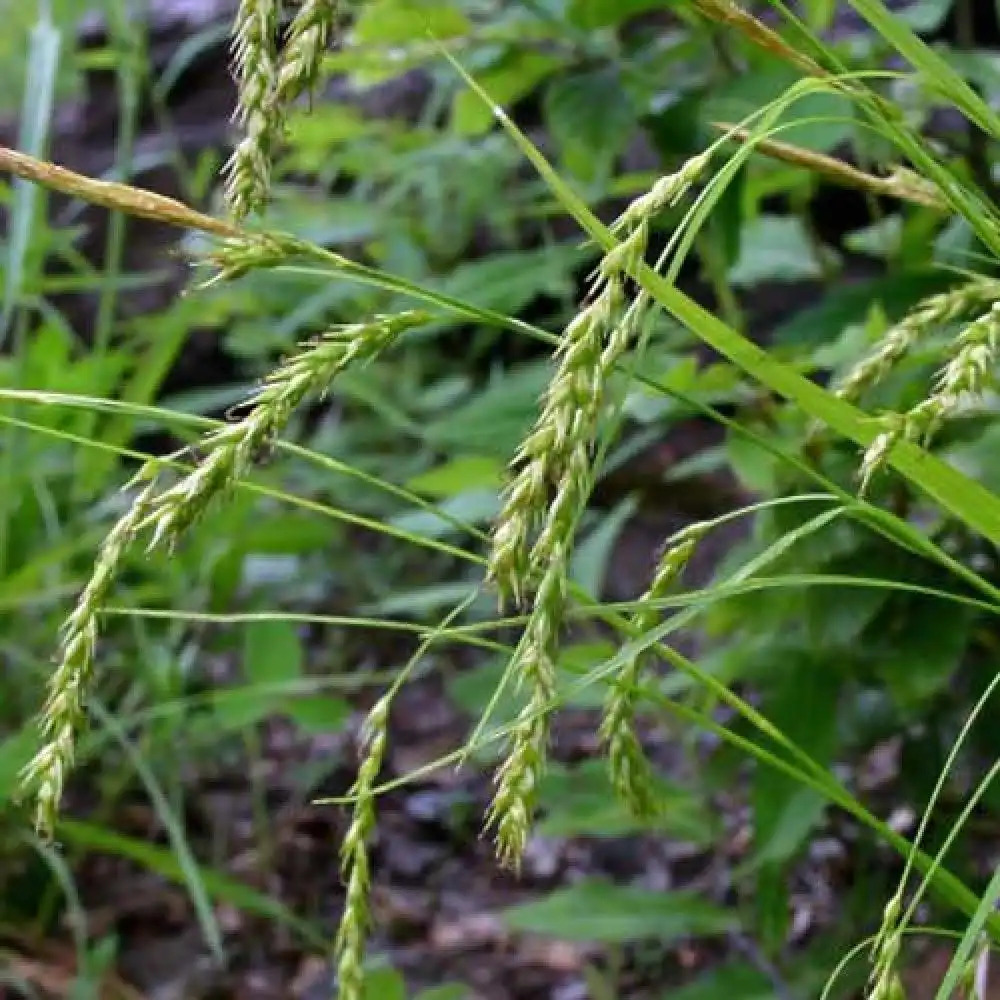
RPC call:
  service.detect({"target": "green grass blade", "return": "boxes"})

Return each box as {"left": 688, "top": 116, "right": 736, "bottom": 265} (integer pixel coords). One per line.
{"left": 763, "top": 1, "right": 1000, "bottom": 254}
{"left": 0, "top": 7, "right": 61, "bottom": 578}
{"left": 443, "top": 52, "right": 1000, "bottom": 545}
{"left": 844, "top": 0, "right": 1000, "bottom": 138}
{"left": 57, "top": 818, "right": 327, "bottom": 950}
{"left": 646, "top": 688, "right": 1000, "bottom": 939}
{"left": 0, "top": 395, "right": 486, "bottom": 564}
{"left": 88, "top": 700, "right": 225, "bottom": 961}
{"left": 22, "top": 832, "right": 90, "bottom": 966}
{"left": 0, "top": 10, "right": 59, "bottom": 339}
{"left": 933, "top": 864, "right": 1000, "bottom": 1000}
{"left": 74, "top": 4, "right": 147, "bottom": 500}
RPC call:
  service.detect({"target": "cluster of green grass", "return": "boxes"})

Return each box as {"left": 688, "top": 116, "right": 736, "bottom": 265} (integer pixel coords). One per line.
{"left": 3, "top": 0, "right": 1000, "bottom": 998}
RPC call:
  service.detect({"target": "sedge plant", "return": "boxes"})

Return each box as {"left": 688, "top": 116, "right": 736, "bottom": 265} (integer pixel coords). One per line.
{"left": 7, "top": 1, "right": 1000, "bottom": 998}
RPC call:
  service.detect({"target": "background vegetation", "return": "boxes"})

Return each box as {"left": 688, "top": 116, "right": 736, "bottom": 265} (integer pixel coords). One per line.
{"left": 2, "top": 0, "right": 1000, "bottom": 998}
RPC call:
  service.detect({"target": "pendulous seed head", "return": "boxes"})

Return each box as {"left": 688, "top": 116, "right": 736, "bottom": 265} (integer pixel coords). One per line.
{"left": 601, "top": 525, "right": 705, "bottom": 818}
{"left": 486, "top": 155, "right": 708, "bottom": 862}
{"left": 857, "top": 301, "right": 1000, "bottom": 490}
{"left": 273, "top": 0, "right": 339, "bottom": 108}
{"left": 334, "top": 694, "right": 390, "bottom": 1000}
{"left": 225, "top": 0, "right": 340, "bottom": 218}
{"left": 616, "top": 153, "right": 711, "bottom": 233}
{"left": 836, "top": 279, "right": 1000, "bottom": 405}
{"left": 20, "top": 476, "right": 159, "bottom": 838}
{"left": 144, "top": 311, "right": 429, "bottom": 552}
{"left": 225, "top": 0, "right": 282, "bottom": 219}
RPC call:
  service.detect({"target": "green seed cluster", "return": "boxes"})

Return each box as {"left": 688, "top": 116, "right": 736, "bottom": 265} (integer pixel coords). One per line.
{"left": 225, "top": 0, "right": 339, "bottom": 219}
{"left": 600, "top": 527, "right": 705, "bottom": 819}
{"left": 335, "top": 695, "right": 390, "bottom": 1000}
{"left": 860, "top": 302, "right": 1000, "bottom": 490}
{"left": 22, "top": 312, "right": 427, "bottom": 842}
{"left": 485, "top": 156, "right": 709, "bottom": 866}
{"left": 837, "top": 278, "right": 1000, "bottom": 405}
{"left": 20, "top": 477, "right": 159, "bottom": 838}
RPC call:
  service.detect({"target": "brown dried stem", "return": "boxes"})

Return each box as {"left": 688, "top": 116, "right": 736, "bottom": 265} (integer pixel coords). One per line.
{"left": 691, "top": 0, "right": 827, "bottom": 77}
{"left": 712, "top": 123, "right": 946, "bottom": 210}
{"left": 0, "top": 145, "right": 241, "bottom": 239}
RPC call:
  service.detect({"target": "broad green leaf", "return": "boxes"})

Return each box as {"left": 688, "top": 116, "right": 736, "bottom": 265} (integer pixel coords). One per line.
{"left": 558, "top": 641, "right": 618, "bottom": 683}
{"left": 363, "top": 582, "right": 482, "bottom": 619}
{"left": 728, "top": 215, "right": 826, "bottom": 288}
{"left": 284, "top": 696, "right": 351, "bottom": 735}
{"left": 407, "top": 455, "right": 504, "bottom": 497}
{"left": 752, "top": 656, "right": 839, "bottom": 867}
{"left": 452, "top": 50, "right": 564, "bottom": 136}
{"left": 212, "top": 623, "right": 308, "bottom": 729}
{"left": 390, "top": 488, "right": 499, "bottom": 539}
{"left": 244, "top": 620, "right": 303, "bottom": 686}
{"left": 809, "top": 311, "right": 888, "bottom": 375}
{"left": 285, "top": 106, "right": 373, "bottom": 171}
{"left": 58, "top": 819, "right": 325, "bottom": 948}
{"left": 773, "top": 271, "right": 952, "bottom": 347}
{"left": 703, "top": 70, "right": 854, "bottom": 153}
{"left": 0, "top": 726, "right": 37, "bottom": 804}
{"left": 946, "top": 424, "right": 1000, "bottom": 495}
{"left": 753, "top": 784, "right": 828, "bottom": 868}
{"left": 424, "top": 361, "right": 552, "bottom": 457}
{"left": 503, "top": 882, "right": 734, "bottom": 942}
{"left": 538, "top": 761, "right": 716, "bottom": 842}
{"left": 804, "top": 576, "right": 887, "bottom": 648}
{"left": 543, "top": 67, "right": 638, "bottom": 180}
{"left": 449, "top": 659, "right": 523, "bottom": 740}
{"left": 363, "top": 968, "right": 407, "bottom": 1000}
{"left": 567, "top": 0, "right": 664, "bottom": 29}
{"left": 354, "top": 0, "right": 470, "bottom": 46}
{"left": 627, "top": 357, "right": 743, "bottom": 422}
{"left": 872, "top": 596, "right": 971, "bottom": 707}
{"left": 727, "top": 431, "right": 780, "bottom": 494}
{"left": 211, "top": 687, "right": 276, "bottom": 730}
{"left": 229, "top": 513, "right": 341, "bottom": 556}
{"left": 933, "top": 215, "right": 975, "bottom": 266}
{"left": 414, "top": 986, "right": 470, "bottom": 1000}
{"left": 843, "top": 216, "right": 903, "bottom": 259}
{"left": 437, "top": 244, "right": 583, "bottom": 317}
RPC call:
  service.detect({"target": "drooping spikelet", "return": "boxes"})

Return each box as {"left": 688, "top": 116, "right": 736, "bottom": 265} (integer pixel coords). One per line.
{"left": 905, "top": 301, "right": 1000, "bottom": 442}
{"left": 273, "top": 0, "right": 339, "bottom": 107}
{"left": 146, "top": 311, "right": 428, "bottom": 551}
{"left": 600, "top": 525, "right": 705, "bottom": 819}
{"left": 489, "top": 154, "right": 710, "bottom": 608}
{"left": 225, "top": 0, "right": 283, "bottom": 219}
{"left": 20, "top": 475, "right": 158, "bottom": 837}
{"left": 224, "top": 0, "right": 340, "bottom": 218}
{"left": 837, "top": 279, "right": 1000, "bottom": 404}
{"left": 486, "top": 564, "right": 563, "bottom": 867}
{"left": 335, "top": 695, "right": 390, "bottom": 1000}
{"left": 859, "top": 302, "right": 1000, "bottom": 490}
{"left": 22, "top": 312, "right": 428, "bottom": 836}
{"left": 615, "top": 153, "right": 712, "bottom": 234}
{"left": 484, "top": 154, "right": 710, "bottom": 867}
